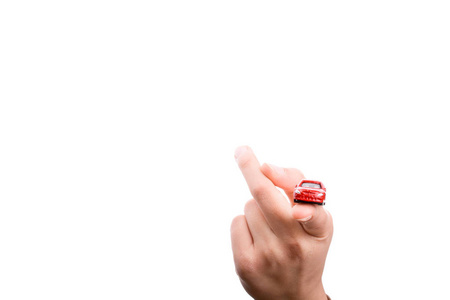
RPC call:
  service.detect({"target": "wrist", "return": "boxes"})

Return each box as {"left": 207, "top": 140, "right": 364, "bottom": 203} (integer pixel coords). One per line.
{"left": 294, "top": 281, "right": 328, "bottom": 300}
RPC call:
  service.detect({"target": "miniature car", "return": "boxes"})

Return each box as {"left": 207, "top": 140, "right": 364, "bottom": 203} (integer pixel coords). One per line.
{"left": 293, "top": 180, "right": 326, "bottom": 205}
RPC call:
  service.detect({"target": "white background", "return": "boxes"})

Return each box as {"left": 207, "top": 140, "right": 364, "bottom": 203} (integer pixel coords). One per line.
{"left": 1, "top": 1, "right": 449, "bottom": 299}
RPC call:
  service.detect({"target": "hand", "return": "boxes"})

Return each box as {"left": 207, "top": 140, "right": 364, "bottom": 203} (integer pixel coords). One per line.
{"left": 231, "top": 146, "right": 333, "bottom": 300}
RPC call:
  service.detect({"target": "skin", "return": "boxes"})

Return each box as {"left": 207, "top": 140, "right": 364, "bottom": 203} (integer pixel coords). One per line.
{"left": 231, "top": 146, "right": 333, "bottom": 300}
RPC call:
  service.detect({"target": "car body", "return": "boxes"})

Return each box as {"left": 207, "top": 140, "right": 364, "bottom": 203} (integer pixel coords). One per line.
{"left": 293, "top": 180, "right": 326, "bottom": 205}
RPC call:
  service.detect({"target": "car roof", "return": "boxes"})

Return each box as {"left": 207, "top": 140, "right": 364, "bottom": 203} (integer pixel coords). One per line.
{"left": 298, "top": 179, "right": 324, "bottom": 188}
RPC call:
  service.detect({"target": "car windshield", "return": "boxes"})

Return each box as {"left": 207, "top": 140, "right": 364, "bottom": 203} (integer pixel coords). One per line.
{"left": 301, "top": 182, "right": 321, "bottom": 188}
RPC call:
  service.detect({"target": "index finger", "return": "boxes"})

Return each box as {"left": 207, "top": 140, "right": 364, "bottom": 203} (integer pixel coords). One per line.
{"left": 235, "top": 146, "right": 294, "bottom": 235}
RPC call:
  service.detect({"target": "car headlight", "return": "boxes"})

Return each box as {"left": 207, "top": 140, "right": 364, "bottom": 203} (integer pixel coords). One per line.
{"left": 295, "top": 190, "right": 301, "bottom": 194}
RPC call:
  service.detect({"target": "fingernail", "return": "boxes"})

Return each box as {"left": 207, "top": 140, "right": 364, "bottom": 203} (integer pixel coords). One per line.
{"left": 267, "top": 163, "right": 284, "bottom": 175}
{"left": 297, "top": 215, "right": 312, "bottom": 222}
{"left": 234, "top": 146, "right": 248, "bottom": 161}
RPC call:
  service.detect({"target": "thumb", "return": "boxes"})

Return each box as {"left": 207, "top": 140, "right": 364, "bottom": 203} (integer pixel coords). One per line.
{"left": 293, "top": 203, "right": 333, "bottom": 238}
{"left": 260, "top": 162, "right": 332, "bottom": 238}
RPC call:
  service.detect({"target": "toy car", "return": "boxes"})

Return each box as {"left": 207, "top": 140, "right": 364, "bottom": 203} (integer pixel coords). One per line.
{"left": 293, "top": 180, "right": 326, "bottom": 205}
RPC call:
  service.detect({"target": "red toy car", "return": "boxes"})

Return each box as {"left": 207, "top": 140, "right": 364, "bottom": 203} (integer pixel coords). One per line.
{"left": 293, "top": 180, "right": 326, "bottom": 205}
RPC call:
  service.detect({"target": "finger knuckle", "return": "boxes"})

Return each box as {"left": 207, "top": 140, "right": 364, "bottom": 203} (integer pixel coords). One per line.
{"left": 256, "top": 243, "right": 289, "bottom": 274}
{"left": 244, "top": 199, "right": 257, "bottom": 214}
{"left": 230, "top": 215, "right": 244, "bottom": 232}
{"left": 269, "top": 206, "right": 285, "bottom": 220}
{"left": 237, "top": 154, "right": 252, "bottom": 169}
{"left": 259, "top": 244, "right": 279, "bottom": 263}
{"left": 250, "top": 183, "right": 268, "bottom": 199}
{"left": 282, "top": 239, "right": 304, "bottom": 261}
{"left": 235, "top": 254, "right": 255, "bottom": 279}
